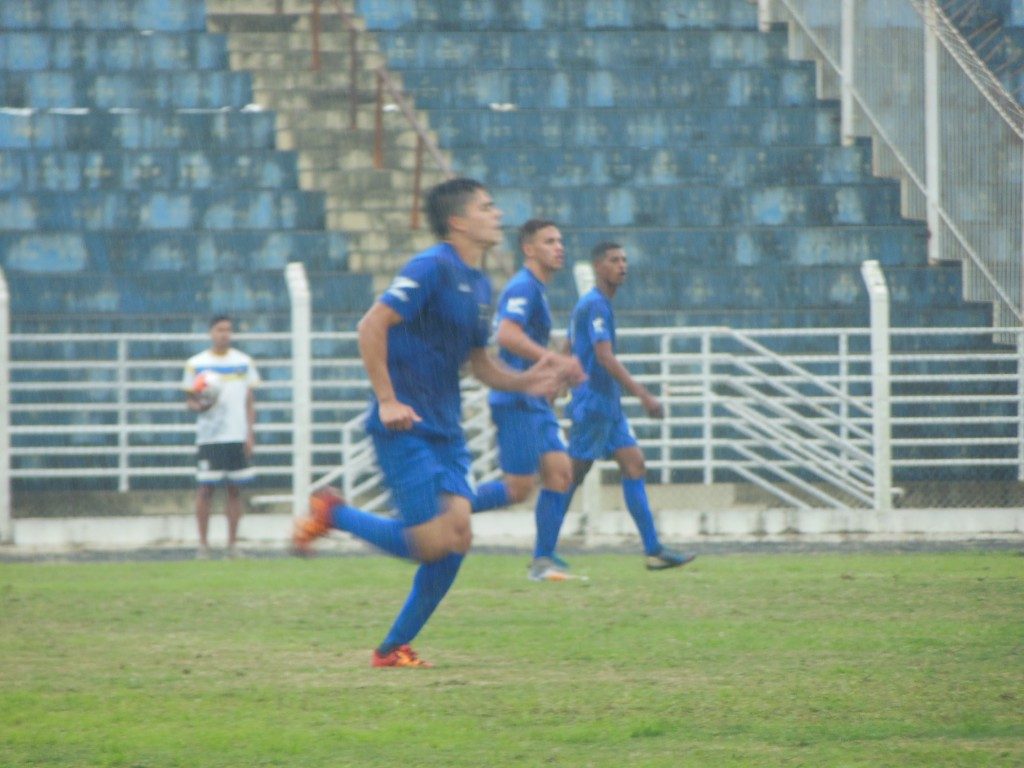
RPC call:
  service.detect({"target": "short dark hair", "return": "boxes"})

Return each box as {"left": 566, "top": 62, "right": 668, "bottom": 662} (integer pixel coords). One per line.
{"left": 517, "top": 218, "right": 559, "bottom": 251}
{"left": 590, "top": 241, "right": 622, "bottom": 264}
{"left": 209, "top": 314, "right": 232, "bottom": 328}
{"left": 425, "top": 177, "right": 486, "bottom": 239}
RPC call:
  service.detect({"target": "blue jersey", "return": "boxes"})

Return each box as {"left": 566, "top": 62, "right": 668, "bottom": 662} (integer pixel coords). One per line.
{"left": 567, "top": 287, "right": 621, "bottom": 419}
{"left": 364, "top": 242, "right": 492, "bottom": 440}
{"left": 488, "top": 267, "right": 552, "bottom": 411}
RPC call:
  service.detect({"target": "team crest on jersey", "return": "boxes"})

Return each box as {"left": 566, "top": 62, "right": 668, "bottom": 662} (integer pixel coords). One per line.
{"left": 593, "top": 317, "right": 605, "bottom": 332}
{"left": 506, "top": 297, "right": 528, "bottom": 317}
{"left": 386, "top": 276, "right": 419, "bottom": 302}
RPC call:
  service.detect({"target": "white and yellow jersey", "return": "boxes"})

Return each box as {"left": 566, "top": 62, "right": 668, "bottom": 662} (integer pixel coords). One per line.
{"left": 182, "top": 347, "right": 260, "bottom": 445}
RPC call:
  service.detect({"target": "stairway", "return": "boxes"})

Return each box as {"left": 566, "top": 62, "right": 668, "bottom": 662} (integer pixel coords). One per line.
{"left": 205, "top": 0, "right": 455, "bottom": 292}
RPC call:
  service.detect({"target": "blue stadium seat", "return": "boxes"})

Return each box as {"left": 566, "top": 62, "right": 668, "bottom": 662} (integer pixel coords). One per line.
{"left": 0, "top": 150, "right": 301, "bottom": 192}
{"left": 0, "top": 31, "right": 229, "bottom": 72}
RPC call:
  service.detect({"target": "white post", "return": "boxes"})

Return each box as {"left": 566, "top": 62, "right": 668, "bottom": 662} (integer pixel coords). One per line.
{"left": 573, "top": 259, "right": 598, "bottom": 543}
{"left": 0, "top": 268, "right": 10, "bottom": 543}
{"left": 1018, "top": 330, "right": 1024, "bottom": 481}
{"left": 572, "top": 261, "right": 595, "bottom": 296}
{"left": 701, "top": 331, "right": 713, "bottom": 484}
{"left": 581, "top": 463, "right": 601, "bottom": 547}
{"left": 840, "top": 0, "right": 856, "bottom": 146}
{"left": 860, "top": 260, "right": 892, "bottom": 515}
{"left": 924, "top": 0, "right": 942, "bottom": 263}
{"left": 286, "top": 263, "right": 312, "bottom": 519}
{"left": 659, "top": 333, "right": 670, "bottom": 483}
{"left": 757, "top": 0, "right": 773, "bottom": 33}
{"left": 117, "top": 338, "right": 129, "bottom": 492}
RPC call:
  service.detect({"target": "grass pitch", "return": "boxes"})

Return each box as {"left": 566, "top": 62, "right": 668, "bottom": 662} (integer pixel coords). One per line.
{"left": 1, "top": 550, "right": 1021, "bottom": 767}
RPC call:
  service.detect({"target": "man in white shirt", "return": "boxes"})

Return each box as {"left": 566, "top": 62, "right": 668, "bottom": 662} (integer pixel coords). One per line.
{"left": 183, "top": 315, "right": 260, "bottom": 558}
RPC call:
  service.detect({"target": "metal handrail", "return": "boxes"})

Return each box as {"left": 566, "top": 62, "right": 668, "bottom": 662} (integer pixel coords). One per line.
{"left": 300, "top": 0, "right": 455, "bottom": 228}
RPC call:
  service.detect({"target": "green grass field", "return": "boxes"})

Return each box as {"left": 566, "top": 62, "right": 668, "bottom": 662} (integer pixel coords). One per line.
{"left": 1, "top": 550, "right": 1021, "bottom": 767}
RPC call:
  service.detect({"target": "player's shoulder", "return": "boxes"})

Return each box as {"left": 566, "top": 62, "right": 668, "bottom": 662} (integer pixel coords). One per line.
{"left": 186, "top": 349, "right": 210, "bottom": 367}
{"left": 404, "top": 242, "right": 448, "bottom": 272}
{"left": 577, "top": 288, "right": 606, "bottom": 311}
{"left": 501, "top": 268, "right": 538, "bottom": 297}
{"left": 226, "top": 347, "right": 254, "bottom": 364}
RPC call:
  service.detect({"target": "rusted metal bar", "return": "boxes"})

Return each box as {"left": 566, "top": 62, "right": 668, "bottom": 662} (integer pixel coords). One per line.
{"left": 411, "top": 134, "right": 424, "bottom": 229}
{"left": 310, "top": 0, "right": 322, "bottom": 71}
{"left": 348, "top": 27, "right": 359, "bottom": 129}
{"left": 373, "top": 69, "right": 384, "bottom": 169}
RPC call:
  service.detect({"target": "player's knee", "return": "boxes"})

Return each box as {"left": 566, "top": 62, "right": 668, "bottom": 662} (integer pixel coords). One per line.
{"left": 446, "top": 504, "right": 473, "bottom": 554}
{"left": 454, "top": 525, "right": 472, "bottom": 554}
{"left": 622, "top": 460, "right": 646, "bottom": 479}
{"left": 415, "top": 541, "right": 449, "bottom": 563}
{"left": 616, "top": 448, "right": 646, "bottom": 479}
{"left": 544, "top": 468, "right": 572, "bottom": 493}
{"left": 504, "top": 475, "right": 536, "bottom": 504}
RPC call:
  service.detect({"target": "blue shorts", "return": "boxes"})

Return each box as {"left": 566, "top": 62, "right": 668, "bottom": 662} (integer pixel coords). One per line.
{"left": 567, "top": 410, "right": 638, "bottom": 461}
{"left": 372, "top": 431, "right": 475, "bottom": 526}
{"left": 491, "top": 404, "right": 567, "bottom": 476}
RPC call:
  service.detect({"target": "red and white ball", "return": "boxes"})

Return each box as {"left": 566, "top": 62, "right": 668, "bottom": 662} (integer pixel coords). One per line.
{"left": 192, "top": 371, "right": 223, "bottom": 405}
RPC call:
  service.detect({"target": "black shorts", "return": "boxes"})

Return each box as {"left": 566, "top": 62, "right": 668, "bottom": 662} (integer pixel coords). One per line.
{"left": 196, "top": 442, "right": 255, "bottom": 485}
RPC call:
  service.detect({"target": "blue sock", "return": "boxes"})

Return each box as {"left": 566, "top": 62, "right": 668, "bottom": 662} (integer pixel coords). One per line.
{"left": 533, "top": 489, "right": 568, "bottom": 559}
{"left": 472, "top": 480, "right": 509, "bottom": 513}
{"left": 380, "top": 552, "right": 464, "bottom": 652}
{"left": 622, "top": 477, "right": 661, "bottom": 556}
{"left": 331, "top": 504, "right": 411, "bottom": 559}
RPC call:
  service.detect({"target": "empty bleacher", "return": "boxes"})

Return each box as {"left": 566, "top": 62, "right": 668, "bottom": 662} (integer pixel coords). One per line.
{"left": 0, "top": 0, "right": 372, "bottom": 334}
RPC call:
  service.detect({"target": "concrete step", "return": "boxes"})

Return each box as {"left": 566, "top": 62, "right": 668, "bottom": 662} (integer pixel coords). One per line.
{"left": 247, "top": 77, "right": 395, "bottom": 115}
{"left": 206, "top": 0, "right": 358, "bottom": 16}
{"left": 229, "top": 49, "right": 387, "bottom": 74}
{"left": 206, "top": 12, "right": 361, "bottom": 36}
{"left": 276, "top": 121, "right": 425, "bottom": 152}
{"left": 242, "top": 67, "right": 397, "bottom": 91}
{"left": 223, "top": 29, "right": 380, "bottom": 54}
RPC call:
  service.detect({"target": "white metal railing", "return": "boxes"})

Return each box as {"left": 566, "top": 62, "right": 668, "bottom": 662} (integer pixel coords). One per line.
{"left": 760, "top": 0, "right": 1024, "bottom": 330}
{"left": 0, "top": 268, "right": 10, "bottom": 543}
{"left": 3, "top": 320, "right": 1022, "bottom": 514}
{"left": 3, "top": 255, "right": 1023, "bottom": 524}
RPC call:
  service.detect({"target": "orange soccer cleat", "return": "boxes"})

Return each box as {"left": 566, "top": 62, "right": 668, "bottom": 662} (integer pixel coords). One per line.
{"left": 371, "top": 644, "right": 433, "bottom": 669}
{"left": 291, "top": 486, "right": 343, "bottom": 556}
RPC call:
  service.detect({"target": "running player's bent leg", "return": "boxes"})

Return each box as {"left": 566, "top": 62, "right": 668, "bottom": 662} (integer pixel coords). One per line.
{"left": 378, "top": 495, "right": 471, "bottom": 655}
{"left": 379, "top": 551, "right": 464, "bottom": 654}
{"left": 472, "top": 479, "right": 510, "bottom": 512}
{"left": 474, "top": 405, "right": 548, "bottom": 513}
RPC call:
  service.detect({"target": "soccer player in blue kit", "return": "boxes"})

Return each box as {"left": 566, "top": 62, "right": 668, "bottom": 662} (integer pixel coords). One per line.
{"left": 472, "top": 219, "right": 585, "bottom": 582}
{"left": 561, "top": 241, "right": 696, "bottom": 571}
{"left": 291, "top": 178, "right": 577, "bottom": 668}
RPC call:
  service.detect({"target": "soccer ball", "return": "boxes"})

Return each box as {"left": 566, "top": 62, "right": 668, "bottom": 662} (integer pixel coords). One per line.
{"left": 192, "top": 370, "right": 223, "bottom": 405}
